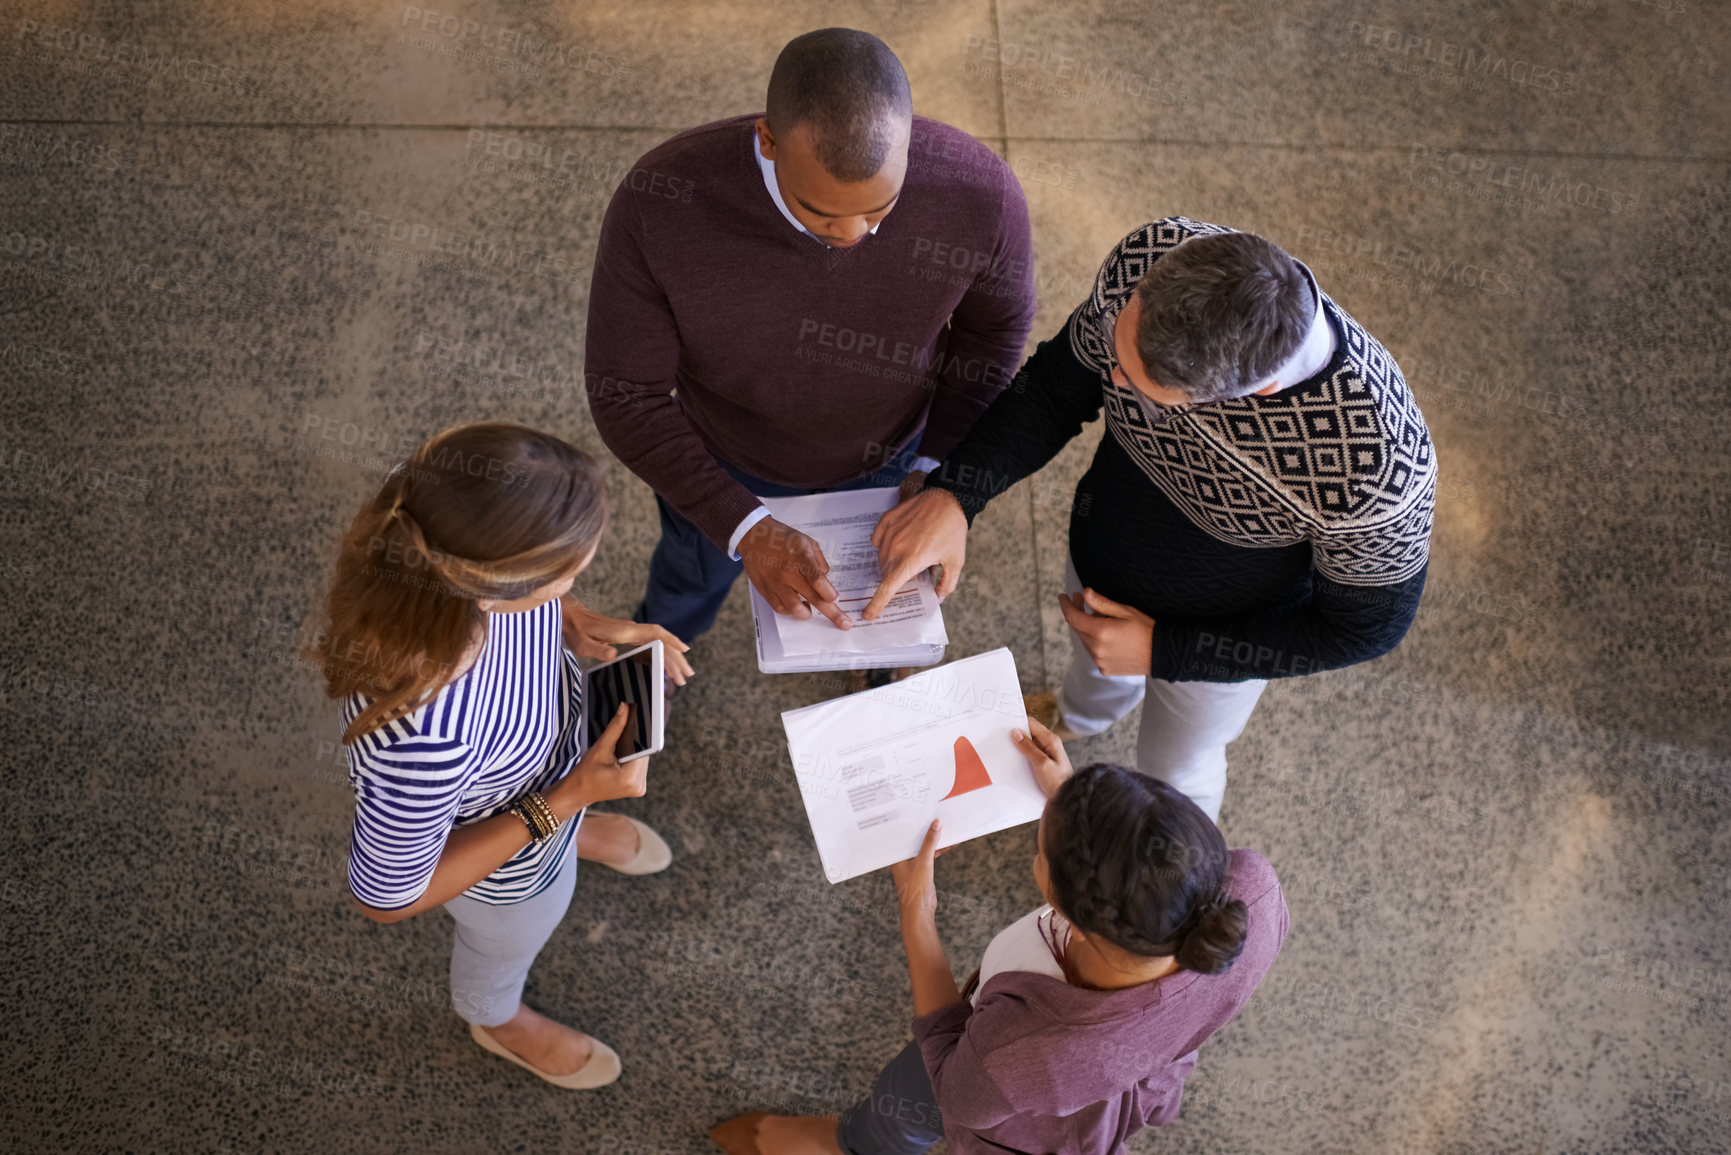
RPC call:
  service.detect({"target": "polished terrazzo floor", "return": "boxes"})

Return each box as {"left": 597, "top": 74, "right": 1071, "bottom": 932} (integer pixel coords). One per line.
{"left": 1, "top": 2, "right": 1727, "bottom": 1153}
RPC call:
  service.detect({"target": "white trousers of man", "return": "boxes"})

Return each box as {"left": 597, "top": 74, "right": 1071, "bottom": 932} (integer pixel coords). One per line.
{"left": 1055, "top": 559, "right": 1266, "bottom": 823}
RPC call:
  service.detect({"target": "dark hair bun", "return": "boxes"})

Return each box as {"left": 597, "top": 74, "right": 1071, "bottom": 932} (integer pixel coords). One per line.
{"left": 1046, "top": 765, "right": 1247, "bottom": 969}
{"left": 1174, "top": 897, "right": 1249, "bottom": 975}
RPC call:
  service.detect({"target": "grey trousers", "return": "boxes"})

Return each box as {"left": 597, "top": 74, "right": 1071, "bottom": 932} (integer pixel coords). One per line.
{"left": 836, "top": 1041, "right": 944, "bottom": 1155}
{"left": 1055, "top": 558, "right": 1266, "bottom": 823}
{"left": 443, "top": 832, "right": 579, "bottom": 1028}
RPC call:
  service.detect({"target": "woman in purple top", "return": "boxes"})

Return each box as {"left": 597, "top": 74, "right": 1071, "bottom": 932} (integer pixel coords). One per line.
{"left": 713, "top": 719, "right": 1289, "bottom": 1155}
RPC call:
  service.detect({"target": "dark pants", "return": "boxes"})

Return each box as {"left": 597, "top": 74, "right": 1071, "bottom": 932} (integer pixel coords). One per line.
{"left": 634, "top": 450, "right": 919, "bottom": 643}
{"left": 836, "top": 1041, "right": 945, "bottom": 1155}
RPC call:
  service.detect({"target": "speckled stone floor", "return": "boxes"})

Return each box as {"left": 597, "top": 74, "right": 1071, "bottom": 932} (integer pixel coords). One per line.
{"left": 2, "top": 3, "right": 1727, "bottom": 1153}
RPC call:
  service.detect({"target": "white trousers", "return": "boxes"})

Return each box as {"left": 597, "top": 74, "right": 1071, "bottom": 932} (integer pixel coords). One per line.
{"left": 1055, "top": 560, "right": 1266, "bottom": 823}
{"left": 443, "top": 834, "right": 579, "bottom": 1027}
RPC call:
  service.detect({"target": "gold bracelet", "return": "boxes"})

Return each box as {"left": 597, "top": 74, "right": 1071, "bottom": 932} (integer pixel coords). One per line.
{"left": 510, "top": 801, "right": 548, "bottom": 841}
{"left": 522, "top": 791, "right": 560, "bottom": 839}
{"left": 531, "top": 797, "right": 556, "bottom": 839}
{"left": 523, "top": 792, "right": 550, "bottom": 836}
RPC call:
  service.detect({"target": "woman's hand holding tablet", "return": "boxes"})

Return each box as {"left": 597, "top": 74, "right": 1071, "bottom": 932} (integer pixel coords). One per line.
{"left": 549, "top": 704, "right": 651, "bottom": 814}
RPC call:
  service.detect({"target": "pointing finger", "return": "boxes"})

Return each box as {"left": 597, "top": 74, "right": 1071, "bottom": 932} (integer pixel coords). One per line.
{"left": 810, "top": 595, "right": 852, "bottom": 631}
{"left": 862, "top": 559, "right": 919, "bottom": 621}
{"left": 810, "top": 573, "right": 840, "bottom": 604}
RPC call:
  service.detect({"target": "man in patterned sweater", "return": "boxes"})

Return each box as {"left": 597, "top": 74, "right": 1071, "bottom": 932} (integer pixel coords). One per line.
{"left": 867, "top": 217, "right": 1435, "bottom": 820}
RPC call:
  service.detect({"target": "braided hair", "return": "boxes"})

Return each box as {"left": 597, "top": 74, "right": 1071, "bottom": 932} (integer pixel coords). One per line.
{"left": 1044, "top": 764, "right": 1248, "bottom": 975}
{"left": 307, "top": 422, "right": 609, "bottom": 742}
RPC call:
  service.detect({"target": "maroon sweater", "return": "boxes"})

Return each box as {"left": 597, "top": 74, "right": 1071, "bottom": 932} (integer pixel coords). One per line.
{"left": 583, "top": 114, "right": 1035, "bottom": 548}
{"left": 914, "top": 850, "right": 1289, "bottom": 1155}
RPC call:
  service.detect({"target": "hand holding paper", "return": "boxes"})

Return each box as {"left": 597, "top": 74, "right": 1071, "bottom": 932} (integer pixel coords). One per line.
{"left": 1012, "top": 717, "right": 1076, "bottom": 799}
{"left": 890, "top": 818, "right": 942, "bottom": 923}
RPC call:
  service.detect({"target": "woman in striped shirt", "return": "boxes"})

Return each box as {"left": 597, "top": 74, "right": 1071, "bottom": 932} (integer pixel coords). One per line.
{"left": 307, "top": 422, "right": 693, "bottom": 1089}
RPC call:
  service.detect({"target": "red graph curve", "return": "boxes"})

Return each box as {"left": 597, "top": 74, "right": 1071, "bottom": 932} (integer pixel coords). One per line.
{"left": 942, "top": 735, "right": 993, "bottom": 800}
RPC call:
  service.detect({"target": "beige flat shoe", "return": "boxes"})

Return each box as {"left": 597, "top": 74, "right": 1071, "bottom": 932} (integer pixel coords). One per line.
{"left": 591, "top": 814, "right": 672, "bottom": 876}
{"left": 469, "top": 1021, "right": 622, "bottom": 1089}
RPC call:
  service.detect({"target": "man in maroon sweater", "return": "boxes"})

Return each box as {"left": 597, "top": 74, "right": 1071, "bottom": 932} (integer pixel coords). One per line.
{"left": 584, "top": 28, "right": 1035, "bottom": 644}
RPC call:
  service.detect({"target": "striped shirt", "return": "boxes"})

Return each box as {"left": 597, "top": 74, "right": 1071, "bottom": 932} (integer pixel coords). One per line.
{"left": 341, "top": 599, "right": 585, "bottom": 909}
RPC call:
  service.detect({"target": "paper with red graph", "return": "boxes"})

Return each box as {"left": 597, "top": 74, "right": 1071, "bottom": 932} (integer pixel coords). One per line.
{"left": 779, "top": 648, "right": 1046, "bottom": 883}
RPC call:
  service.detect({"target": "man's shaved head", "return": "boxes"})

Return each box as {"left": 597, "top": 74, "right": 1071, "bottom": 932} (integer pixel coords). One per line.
{"left": 766, "top": 28, "right": 912, "bottom": 182}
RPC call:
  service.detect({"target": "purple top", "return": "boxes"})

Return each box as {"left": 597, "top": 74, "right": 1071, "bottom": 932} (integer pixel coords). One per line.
{"left": 913, "top": 850, "right": 1288, "bottom": 1154}
{"left": 584, "top": 114, "right": 1036, "bottom": 549}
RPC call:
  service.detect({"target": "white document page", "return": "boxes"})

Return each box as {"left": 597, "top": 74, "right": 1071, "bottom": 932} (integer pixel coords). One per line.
{"left": 750, "top": 582, "right": 944, "bottom": 674}
{"left": 759, "top": 488, "right": 947, "bottom": 658}
{"left": 781, "top": 648, "right": 1044, "bottom": 883}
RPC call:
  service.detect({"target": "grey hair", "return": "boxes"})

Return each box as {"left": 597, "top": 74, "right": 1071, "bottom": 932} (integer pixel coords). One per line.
{"left": 1132, "top": 232, "right": 1313, "bottom": 403}
{"left": 766, "top": 28, "right": 912, "bottom": 182}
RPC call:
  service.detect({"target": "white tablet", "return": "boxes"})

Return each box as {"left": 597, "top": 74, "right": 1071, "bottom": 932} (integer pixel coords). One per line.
{"left": 581, "top": 640, "right": 664, "bottom": 763}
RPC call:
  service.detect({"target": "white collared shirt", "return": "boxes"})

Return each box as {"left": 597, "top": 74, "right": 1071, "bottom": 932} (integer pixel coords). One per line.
{"left": 1250, "top": 264, "right": 1336, "bottom": 391}
{"left": 753, "top": 131, "right": 883, "bottom": 245}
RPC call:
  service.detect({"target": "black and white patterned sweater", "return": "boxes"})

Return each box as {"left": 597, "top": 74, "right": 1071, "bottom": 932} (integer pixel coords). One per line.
{"left": 926, "top": 217, "right": 1436, "bottom": 683}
